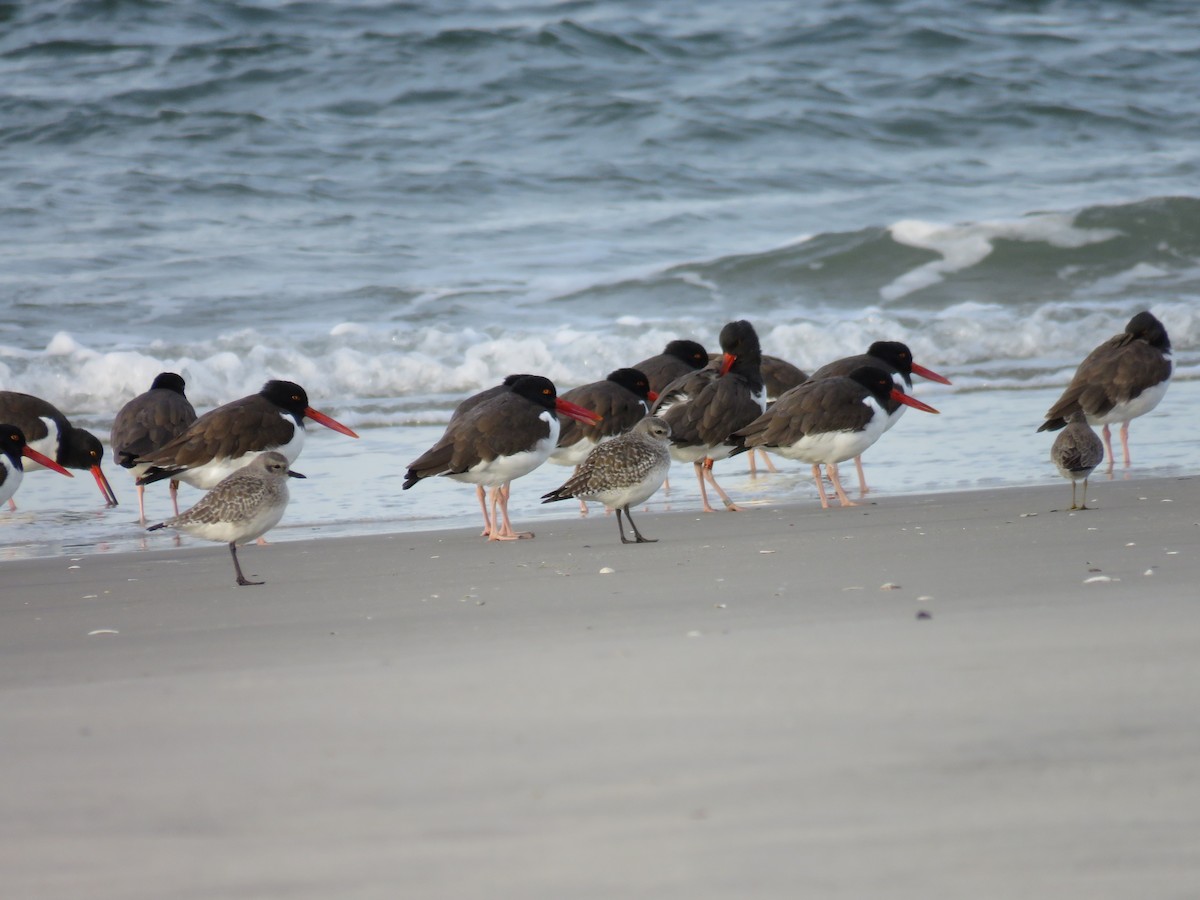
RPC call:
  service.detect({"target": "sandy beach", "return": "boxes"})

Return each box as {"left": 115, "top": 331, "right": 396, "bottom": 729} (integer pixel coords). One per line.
{"left": 2, "top": 474, "right": 1199, "bottom": 898}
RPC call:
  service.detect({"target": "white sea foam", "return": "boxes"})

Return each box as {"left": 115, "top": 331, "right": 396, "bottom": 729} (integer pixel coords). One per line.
{"left": 882, "top": 212, "right": 1122, "bottom": 301}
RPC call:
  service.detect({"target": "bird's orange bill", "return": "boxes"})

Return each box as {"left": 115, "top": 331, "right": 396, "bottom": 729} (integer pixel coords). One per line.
{"left": 647, "top": 390, "right": 659, "bottom": 403}
{"left": 288, "top": 470, "right": 307, "bottom": 479}
{"left": 92, "top": 464, "right": 119, "bottom": 506}
{"left": 23, "top": 446, "right": 72, "bottom": 477}
{"left": 555, "top": 399, "right": 603, "bottom": 426}
{"left": 911, "top": 362, "right": 952, "bottom": 385}
{"left": 718, "top": 352, "right": 736, "bottom": 376}
{"left": 304, "top": 407, "right": 360, "bottom": 438}
{"left": 891, "top": 390, "right": 939, "bottom": 414}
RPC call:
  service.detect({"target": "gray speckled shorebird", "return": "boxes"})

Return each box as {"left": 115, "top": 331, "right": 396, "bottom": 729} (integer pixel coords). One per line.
{"left": 1050, "top": 410, "right": 1104, "bottom": 510}
{"left": 542, "top": 416, "right": 672, "bottom": 544}
{"left": 147, "top": 451, "right": 304, "bottom": 586}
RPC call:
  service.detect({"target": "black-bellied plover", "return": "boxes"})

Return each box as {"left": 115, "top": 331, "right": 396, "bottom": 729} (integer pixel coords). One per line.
{"left": 147, "top": 451, "right": 304, "bottom": 586}
{"left": 732, "top": 366, "right": 939, "bottom": 509}
{"left": 1050, "top": 409, "right": 1104, "bottom": 510}
{"left": 651, "top": 320, "right": 765, "bottom": 513}
{"left": 0, "top": 424, "right": 73, "bottom": 507}
{"left": 629, "top": 339, "right": 709, "bottom": 396}
{"left": 0, "top": 391, "right": 118, "bottom": 508}
{"left": 136, "top": 380, "right": 357, "bottom": 490}
{"left": 1038, "top": 311, "right": 1171, "bottom": 472}
{"left": 542, "top": 416, "right": 672, "bottom": 544}
{"left": 809, "top": 341, "right": 951, "bottom": 495}
{"left": 111, "top": 372, "right": 198, "bottom": 523}
{"left": 403, "top": 375, "right": 601, "bottom": 541}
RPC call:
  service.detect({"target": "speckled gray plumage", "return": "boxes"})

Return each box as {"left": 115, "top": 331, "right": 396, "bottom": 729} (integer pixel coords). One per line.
{"left": 1051, "top": 410, "right": 1104, "bottom": 509}
{"left": 542, "top": 417, "right": 672, "bottom": 543}
{"left": 153, "top": 451, "right": 299, "bottom": 544}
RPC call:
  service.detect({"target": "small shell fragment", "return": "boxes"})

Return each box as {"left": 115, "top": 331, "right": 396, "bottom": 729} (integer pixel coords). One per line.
{"left": 599, "top": 566, "right": 615, "bottom": 574}
{"left": 1083, "top": 575, "right": 1114, "bottom": 584}
{"left": 88, "top": 629, "right": 119, "bottom": 636}
{"left": 880, "top": 582, "right": 902, "bottom": 591}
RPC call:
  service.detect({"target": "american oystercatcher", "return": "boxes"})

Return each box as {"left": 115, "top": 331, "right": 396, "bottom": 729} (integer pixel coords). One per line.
{"left": 148, "top": 451, "right": 304, "bottom": 586}
{"left": 0, "top": 391, "right": 118, "bottom": 508}
{"left": 630, "top": 339, "right": 709, "bottom": 395}
{"left": 1049, "top": 410, "right": 1104, "bottom": 510}
{"left": 542, "top": 416, "right": 673, "bottom": 544}
{"left": 402, "top": 374, "right": 602, "bottom": 541}
{"left": 1038, "top": 311, "right": 1171, "bottom": 472}
{"left": 550, "top": 367, "right": 656, "bottom": 466}
{"left": 0, "top": 425, "right": 73, "bottom": 507}
{"left": 110, "top": 372, "right": 198, "bottom": 523}
{"left": 651, "top": 320, "right": 766, "bottom": 512}
{"left": 732, "top": 366, "right": 939, "bottom": 509}
{"left": 135, "top": 379, "right": 358, "bottom": 490}
{"left": 810, "top": 341, "right": 951, "bottom": 494}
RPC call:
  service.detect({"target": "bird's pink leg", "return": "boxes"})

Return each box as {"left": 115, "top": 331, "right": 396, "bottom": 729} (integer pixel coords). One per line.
{"left": 136, "top": 484, "right": 147, "bottom": 525}
{"left": 1102, "top": 424, "right": 1116, "bottom": 474}
{"left": 693, "top": 461, "right": 716, "bottom": 513}
{"left": 1119, "top": 422, "right": 1132, "bottom": 468}
{"left": 169, "top": 479, "right": 182, "bottom": 517}
{"left": 854, "top": 455, "right": 870, "bottom": 495}
{"left": 811, "top": 464, "right": 831, "bottom": 509}
{"left": 828, "top": 462, "right": 858, "bottom": 507}
{"left": 702, "top": 458, "right": 741, "bottom": 511}
{"left": 475, "top": 484, "right": 492, "bottom": 536}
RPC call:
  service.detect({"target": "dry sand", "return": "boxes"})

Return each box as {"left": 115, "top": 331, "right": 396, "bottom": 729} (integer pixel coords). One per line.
{"left": 2, "top": 475, "right": 1199, "bottom": 898}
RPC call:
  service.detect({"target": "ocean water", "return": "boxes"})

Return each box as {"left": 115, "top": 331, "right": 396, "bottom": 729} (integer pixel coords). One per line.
{"left": 2, "top": 0, "right": 1198, "bottom": 560}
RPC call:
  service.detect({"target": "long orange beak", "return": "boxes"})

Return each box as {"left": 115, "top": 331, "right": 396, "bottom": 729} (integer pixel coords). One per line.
{"left": 304, "top": 406, "right": 360, "bottom": 438}
{"left": 23, "top": 447, "right": 72, "bottom": 477}
{"left": 719, "top": 352, "right": 736, "bottom": 376}
{"left": 92, "top": 464, "right": 119, "bottom": 506}
{"left": 891, "top": 389, "right": 939, "bottom": 414}
{"left": 911, "top": 362, "right": 952, "bottom": 385}
{"left": 556, "top": 398, "right": 603, "bottom": 426}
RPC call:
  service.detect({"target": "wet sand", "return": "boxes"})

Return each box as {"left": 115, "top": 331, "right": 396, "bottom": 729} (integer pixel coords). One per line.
{"left": 2, "top": 474, "right": 1199, "bottom": 898}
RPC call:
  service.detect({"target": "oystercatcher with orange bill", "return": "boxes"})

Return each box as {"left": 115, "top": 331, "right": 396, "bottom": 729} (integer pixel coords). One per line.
{"left": 403, "top": 375, "right": 602, "bottom": 541}
{"left": 0, "top": 391, "right": 118, "bottom": 508}
{"left": 1038, "top": 311, "right": 1171, "bottom": 472}
{"left": 630, "top": 339, "right": 709, "bottom": 395}
{"left": 810, "top": 341, "right": 951, "bottom": 494}
{"left": 732, "top": 366, "right": 939, "bottom": 509}
{"left": 651, "top": 320, "right": 766, "bottom": 513}
{"left": 111, "top": 372, "right": 198, "bottom": 523}
{"left": 550, "top": 367, "right": 656, "bottom": 466}
{"left": 135, "top": 379, "right": 358, "bottom": 490}
{"left": 0, "top": 425, "right": 74, "bottom": 507}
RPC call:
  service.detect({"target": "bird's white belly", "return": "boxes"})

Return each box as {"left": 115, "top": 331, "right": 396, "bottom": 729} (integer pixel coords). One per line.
{"left": 179, "top": 420, "right": 305, "bottom": 489}
{"left": 177, "top": 502, "right": 287, "bottom": 545}
{"left": 1088, "top": 377, "right": 1170, "bottom": 426}
{"left": 19, "top": 418, "right": 60, "bottom": 473}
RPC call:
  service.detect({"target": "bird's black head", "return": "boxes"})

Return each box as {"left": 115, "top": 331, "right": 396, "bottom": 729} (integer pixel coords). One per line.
{"left": 58, "top": 427, "right": 105, "bottom": 470}
{"left": 260, "top": 380, "right": 310, "bottom": 416}
{"left": 0, "top": 425, "right": 29, "bottom": 468}
{"left": 866, "top": 341, "right": 914, "bottom": 378}
{"left": 1126, "top": 311, "right": 1170, "bottom": 351}
{"left": 150, "top": 372, "right": 187, "bottom": 395}
{"left": 664, "top": 340, "right": 709, "bottom": 370}
{"left": 847, "top": 366, "right": 901, "bottom": 403}
{"left": 607, "top": 368, "right": 653, "bottom": 400}
{"left": 718, "top": 320, "right": 762, "bottom": 358}
{"left": 502, "top": 373, "right": 534, "bottom": 387}
{"left": 509, "top": 375, "right": 559, "bottom": 410}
